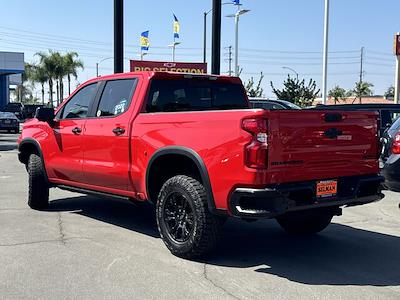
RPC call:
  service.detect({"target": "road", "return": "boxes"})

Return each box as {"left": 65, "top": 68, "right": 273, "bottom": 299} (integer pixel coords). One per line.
{"left": 1, "top": 132, "right": 400, "bottom": 300}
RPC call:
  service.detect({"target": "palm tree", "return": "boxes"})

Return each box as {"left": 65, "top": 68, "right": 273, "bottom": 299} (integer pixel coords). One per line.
{"left": 64, "top": 52, "right": 83, "bottom": 95}
{"left": 30, "top": 64, "right": 48, "bottom": 105}
{"left": 35, "top": 51, "right": 58, "bottom": 107}
{"left": 352, "top": 81, "right": 374, "bottom": 104}
{"left": 328, "top": 85, "right": 347, "bottom": 105}
{"left": 14, "top": 63, "right": 35, "bottom": 103}
{"left": 50, "top": 51, "right": 65, "bottom": 106}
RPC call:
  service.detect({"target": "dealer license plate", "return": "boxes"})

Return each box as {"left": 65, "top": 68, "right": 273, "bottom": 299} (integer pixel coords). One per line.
{"left": 316, "top": 180, "right": 337, "bottom": 198}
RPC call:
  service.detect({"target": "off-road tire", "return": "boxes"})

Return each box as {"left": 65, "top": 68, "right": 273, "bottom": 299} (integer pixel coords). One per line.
{"left": 277, "top": 209, "right": 333, "bottom": 235}
{"left": 27, "top": 154, "right": 49, "bottom": 210}
{"left": 156, "top": 175, "right": 223, "bottom": 259}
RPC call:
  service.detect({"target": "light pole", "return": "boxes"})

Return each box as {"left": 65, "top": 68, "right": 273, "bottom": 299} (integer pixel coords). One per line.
{"left": 96, "top": 57, "right": 113, "bottom": 77}
{"left": 226, "top": 7, "right": 250, "bottom": 76}
{"left": 96, "top": 57, "right": 130, "bottom": 76}
{"left": 282, "top": 66, "right": 298, "bottom": 79}
{"left": 140, "top": 52, "right": 147, "bottom": 61}
{"left": 204, "top": 2, "right": 237, "bottom": 65}
{"left": 168, "top": 42, "right": 181, "bottom": 62}
{"left": 114, "top": 0, "right": 123, "bottom": 74}
{"left": 322, "top": 0, "right": 330, "bottom": 104}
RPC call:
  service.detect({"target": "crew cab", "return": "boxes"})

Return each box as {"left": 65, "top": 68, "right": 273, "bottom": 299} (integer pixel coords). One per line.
{"left": 17, "top": 71, "right": 384, "bottom": 258}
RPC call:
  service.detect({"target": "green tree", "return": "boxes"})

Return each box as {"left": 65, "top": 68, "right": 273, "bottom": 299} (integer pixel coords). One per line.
{"left": 30, "top": 64, "right": 49, "bottom": 105}
{"left": 49, "top": 51, "right": 66, "bottom": 106}
{"left": 384, "top": 85, "right": 395, "bottom": 99}
{"left": 35, "top": 51, "right": 58, "bottom": 107}
{"left": 64, "top": 52, "right": 84, "bottom": 95}
{"left": 270, "top": 76, "right": 320, "bottom": 107}
{"left": 245, "top": 72, "right": 264, "bottom": 97}
{"left": 328, "top": 85, "right": 347, "bottom": 105}
{"left": 14, "top": 63, "right": 35, "bottom": 103}
{"left": 353, "top": 81, "right": 374, "bottom": 103}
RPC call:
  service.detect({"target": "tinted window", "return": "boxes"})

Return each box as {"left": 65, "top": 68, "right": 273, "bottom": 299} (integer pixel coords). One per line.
{"left": 146, "top": 79, "right": 248, "bottom": 112}
{"left": 60, "top": 83, "right": 98, "bottom": 119}
{"left": 96, "top": 79, "right": 136, "bottom": 117}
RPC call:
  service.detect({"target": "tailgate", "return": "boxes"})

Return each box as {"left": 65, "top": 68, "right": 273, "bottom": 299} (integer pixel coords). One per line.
{"left": 266, "top": 110, "right": 379, "bottom": 183}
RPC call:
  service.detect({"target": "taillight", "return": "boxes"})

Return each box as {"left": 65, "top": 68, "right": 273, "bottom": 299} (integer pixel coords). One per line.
{"left": 392, "top": 132, "right": 400, "bottom": 154}
{"left": 242, "top": 118, "right": 268, "bottom": 169}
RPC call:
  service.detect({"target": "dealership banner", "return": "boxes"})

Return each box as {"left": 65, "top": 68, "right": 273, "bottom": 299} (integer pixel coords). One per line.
{"left": 130, "top": 60, "right": 207, "bottom": 74}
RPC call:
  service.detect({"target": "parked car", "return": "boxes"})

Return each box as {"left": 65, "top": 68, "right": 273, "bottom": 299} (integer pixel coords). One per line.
{"left": 380, "top": 116, "right": 400, "bottom": 192}
{"left": 18, "top": 71, "right": 383, "bottom": 258}
{"left": 3, "top": 102, "right": 25, "bottom": 120}
{"left": 249, "top": 98, "right": 301, "bottom": 110}
{"left": 311, "top": 104, "right": 400, "bottom": 136}
{"left": 24, "top": 104, "right": 46, "bottom": 119}
{"left": 0, "top": 112, "right": 20, "bottom": 133}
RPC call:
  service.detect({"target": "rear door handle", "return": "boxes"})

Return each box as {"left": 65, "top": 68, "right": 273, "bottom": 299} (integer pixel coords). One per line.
{"left": 72, "top": 127, "right": 82, "bottom": 134}
{"left": 112, "top": 127, "right": 125, "bottom": 135}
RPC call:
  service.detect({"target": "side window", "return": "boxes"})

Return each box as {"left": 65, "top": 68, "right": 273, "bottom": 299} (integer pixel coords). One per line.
{"left": 96, "top": 79, "right": 136, "bottom": 117}
{"left": 60, "top": 83, "right": 98, "bottom": 119}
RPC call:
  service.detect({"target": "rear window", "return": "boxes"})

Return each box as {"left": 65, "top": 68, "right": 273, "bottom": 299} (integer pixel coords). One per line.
{"left": 145, "top": 79, "right": 248, "bottom": 112}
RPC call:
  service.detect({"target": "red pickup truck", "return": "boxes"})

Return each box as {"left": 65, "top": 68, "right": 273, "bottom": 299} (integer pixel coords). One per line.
{"left": 17, "top": 71, "right": 384, "bottom": 258}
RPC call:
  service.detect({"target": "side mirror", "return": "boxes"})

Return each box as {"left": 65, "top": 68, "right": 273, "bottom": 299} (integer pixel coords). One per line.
{"left": 35, "top": 107, "right": 55, "bottom": 123}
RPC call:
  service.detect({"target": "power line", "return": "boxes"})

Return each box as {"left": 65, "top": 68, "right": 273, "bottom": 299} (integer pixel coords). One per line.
{"left": 240, "top": 60, "right": 360, "bottom": 66}
{"left": 240, "top": 48, "right": 360, "bottom": 54}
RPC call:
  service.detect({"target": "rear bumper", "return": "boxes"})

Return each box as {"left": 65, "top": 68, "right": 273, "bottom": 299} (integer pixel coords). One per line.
{"left": 229, "top": 174, "right": 384, "bottom": 219}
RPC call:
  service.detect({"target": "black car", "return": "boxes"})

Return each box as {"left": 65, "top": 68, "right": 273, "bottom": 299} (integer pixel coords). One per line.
{"left": 3, "top": 102, "right": 25, "bottom": 120}
{"left": 249, "top": 98, "right": 301, "bottom": 110}
{"left": 0, "top": 112, "right": 20, "bottom": 133}
{"left": 381, "top": 116, "right": 400, "bottom": 192}
{"left": 312, "top": 104, "right": 400, "bottom": 136}
{"left": 23, "top": 104, "right": 46, "bottom": 119}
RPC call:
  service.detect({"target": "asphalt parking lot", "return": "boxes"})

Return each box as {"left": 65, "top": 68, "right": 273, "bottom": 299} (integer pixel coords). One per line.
{"left": 1, "top": 132, "right": 400, "bottom": 300}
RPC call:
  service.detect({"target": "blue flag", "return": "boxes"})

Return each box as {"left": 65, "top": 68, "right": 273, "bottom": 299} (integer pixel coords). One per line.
{"left": 232, "top": 0, "right": 240, "bottom": 4}
{"left": 140, "top": 31, "right": 150, "bottom": 51}
{"left": 173, "top": 14, "right": 180, "bottom": 39}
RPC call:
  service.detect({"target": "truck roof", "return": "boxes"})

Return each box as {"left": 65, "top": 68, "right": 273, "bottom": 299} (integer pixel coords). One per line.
{"left": 82, "top": 71, "right": 242, "bottom": 87}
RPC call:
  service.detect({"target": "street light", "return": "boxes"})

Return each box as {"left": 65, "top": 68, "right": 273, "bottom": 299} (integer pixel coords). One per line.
{"left": 140, "top": 52, "right": 148, "bottom": 61}
{"left": 203, "top": 2, "right": 237, "bottom": 64}
{"left": 96, "top": 57, "right": 113, "bottom": 77}
{"left": 168, "top": 42, "right": 181, "bottom": 62}
{"left": 96, "top": 57, "right": 130, "bottom": 76}
{"left": 282, "top": 66, "right": 299, "bottom": 79}
{"left": 226, "top": 7, "right": 250, "bottom": 76}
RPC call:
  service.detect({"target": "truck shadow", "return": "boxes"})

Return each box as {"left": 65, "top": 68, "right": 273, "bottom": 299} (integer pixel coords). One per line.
{"left": 48, "top": 195, "right": 400, "bottom": 287}
{"left": 48, "top": 195, "right": 159, "bottom": 238}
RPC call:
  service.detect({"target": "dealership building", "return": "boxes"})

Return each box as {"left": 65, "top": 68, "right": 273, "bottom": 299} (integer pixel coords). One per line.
{"left": 0, "top": 51, "right": 24, "bottom": 110}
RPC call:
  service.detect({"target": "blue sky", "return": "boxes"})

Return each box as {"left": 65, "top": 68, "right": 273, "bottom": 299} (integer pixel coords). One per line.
{"left": 0, "top": 0, "right": 399, "bottom": 98}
